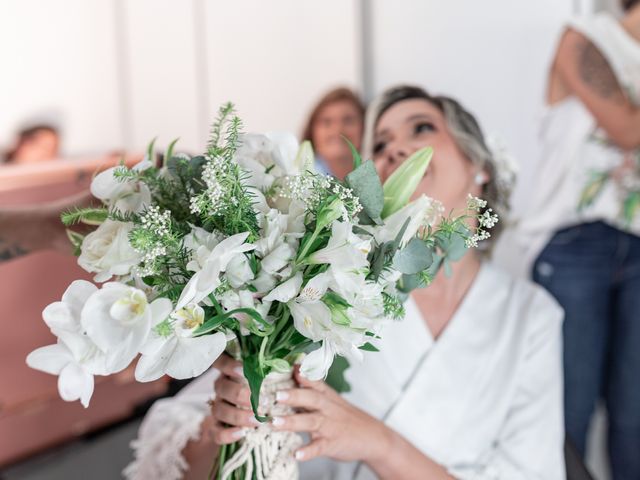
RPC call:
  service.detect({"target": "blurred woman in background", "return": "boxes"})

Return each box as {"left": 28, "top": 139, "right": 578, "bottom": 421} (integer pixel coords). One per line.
{"left": 301, "top": 87, "right": 365, "bottom": 179}
{"left": 503, "top": 1, "right": 640, "bottom": 477}
{"left": 126, "top": 86, "right": 565, "bottom": 480}
{"left": 3, "top": 124, "right": 60, "bottom": 165}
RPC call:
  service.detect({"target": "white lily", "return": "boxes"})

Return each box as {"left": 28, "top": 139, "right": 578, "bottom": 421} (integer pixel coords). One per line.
{"left": 90, "top": 159, "right": 152, "bottom": 214}
{"left": 225, "top": 253, "right": 255, "bottom": 288}
{"left": 81, "top": 282, "right": 172, "bottom": 372}
{"left": 308, "top": 221, "right": 371, "bottom": 272}
{"left": 42, "top": 280, "right": 98, "bottom": 334}
{"left": 371, "top": 194, "right": 433, "bottom": 246}
{"left": 135, "top": 303, "right": 227, "bottom": 382}
{"left": 263, "top": 272, "right": 303, "bottom": 303}
{"left": 176, "top": 232, "right": 255, "bottom": 310}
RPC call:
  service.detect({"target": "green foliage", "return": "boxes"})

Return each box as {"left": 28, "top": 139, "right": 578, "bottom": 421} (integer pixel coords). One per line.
{"left": 392, "top": 237, "right": 434, "bottom": 274}
{"left": 325, "top": 355, "right": 351, "bottom": 393}
{"left": 345, "top": 160, "right": 384, "bottom": 225}
{"left": 61, "top": 207, "right": 109, "bottom": 226}
{"left": 242, "top": 353, "right": 269, "bottom": 422}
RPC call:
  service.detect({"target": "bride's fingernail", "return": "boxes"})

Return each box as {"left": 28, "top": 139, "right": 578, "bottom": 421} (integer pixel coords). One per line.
{"left": 295, "top": 450, "right": 304, "bottom": 460}
{"left": 233, "top": 429, "right": 246, "bottom": 439}
{"left": 272, "top": 416, "right": 285, "bottom": 427}
{"left": 234, "top": 367, "right": 244, "bottom": 377}
{"left": 276, "top": 391, "right": 289, "bottom": 402}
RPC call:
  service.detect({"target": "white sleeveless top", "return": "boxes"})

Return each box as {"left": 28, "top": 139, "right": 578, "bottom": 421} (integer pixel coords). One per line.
{"left": 124, "top": 264, "right": 565, "bottom": 480}
{"left": 498, "top": 13, "right": 640, "bottom": 278}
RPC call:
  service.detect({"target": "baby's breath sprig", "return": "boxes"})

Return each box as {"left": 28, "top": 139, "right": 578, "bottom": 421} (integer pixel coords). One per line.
{"left": 464, "top": 194, "right": 499, "bottom": 248}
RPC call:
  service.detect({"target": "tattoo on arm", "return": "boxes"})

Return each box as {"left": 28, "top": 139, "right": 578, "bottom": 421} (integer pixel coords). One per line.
{"left": 0, "top": 238, "right": 28, "bottom": 263}
{"left": 577, "top": 39, "right": 625, "bottom": 103}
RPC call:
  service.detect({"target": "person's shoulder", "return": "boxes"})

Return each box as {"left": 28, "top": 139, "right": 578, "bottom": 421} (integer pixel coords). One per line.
{"left": 482, "top": 262, "right": 564, "bottom": 331}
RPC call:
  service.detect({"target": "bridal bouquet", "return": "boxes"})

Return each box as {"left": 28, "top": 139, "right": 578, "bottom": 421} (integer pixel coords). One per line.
{"left": 27, "top": 104, "right": 493, "bottom": 479}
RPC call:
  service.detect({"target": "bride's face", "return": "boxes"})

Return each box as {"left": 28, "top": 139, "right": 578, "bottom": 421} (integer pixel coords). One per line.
{"left": 372, "top": 98, "right": 481, "bottom": 212}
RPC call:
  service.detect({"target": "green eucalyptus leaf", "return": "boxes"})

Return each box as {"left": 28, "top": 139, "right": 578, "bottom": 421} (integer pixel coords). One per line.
{"left": 392, "top": 237, "right": 433, "bottom": 274}
{"left": 345, "top": 160, "right": 384, "bottom": 225}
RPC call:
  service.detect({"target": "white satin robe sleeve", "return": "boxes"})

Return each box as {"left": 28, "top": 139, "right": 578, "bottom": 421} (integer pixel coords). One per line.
{"left": 123, "top": 369, "right": 219, "bottom": 480}
{"left": 447, "top": 290, "right": 565, "bottom": 480}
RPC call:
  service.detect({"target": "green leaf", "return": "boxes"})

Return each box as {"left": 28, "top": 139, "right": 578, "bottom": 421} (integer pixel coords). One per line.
{"left": 243, "top": 354, "right": 269, "bottom": 422}
{"left": 163, "top": 137, "right": 180, "bottom": 167}
{"left": 359, "top": 342, "right": 379, "bottom": 352}
{"left": 146, "top": 137, "right": 157, "bottom": 164}
{"left": 436, "top": 228, "right": 469, "bottom": 262}
{"left": 65, "top": 229, "right": 85, "bottom": 256}
{"left": 264, "top": 358, "right": 291, "bottom": 373}
{"left": 342, "top": 135, "right": 362, "bottom": 171}
{"left": 392, "top": 237, "right": 433, "bottom": 274}
{"left": 382, "top": 147, "right": 433, "bottom": 218}
{"left": 345, "top": 160, "right": 384, "bottom": 225}
{"left": 61, "top": 207, "right": 109, "bottom": 226}
{"left": 325, "top": 355, "right": 351, "bottom": 393}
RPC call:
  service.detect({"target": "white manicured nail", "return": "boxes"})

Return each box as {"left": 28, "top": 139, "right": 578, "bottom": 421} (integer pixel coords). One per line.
{"left": 295, "top": 450, "right": 304, "bottom": 460}
{"left": 276, "top": 391, "right": 289, "bottom": 402}
{"left": 234, "top": 367, "right": 244, "bottom": 377}
{"left": 272, "top": 416, "right": 285, "bottom": 427}
{"left": 233, "top": 429, "right": 246, "bottom": 439}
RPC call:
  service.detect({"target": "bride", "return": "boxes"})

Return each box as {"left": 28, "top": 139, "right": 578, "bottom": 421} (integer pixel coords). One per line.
{"left": 125, "top": 86, "right": 566, "bottom": 479}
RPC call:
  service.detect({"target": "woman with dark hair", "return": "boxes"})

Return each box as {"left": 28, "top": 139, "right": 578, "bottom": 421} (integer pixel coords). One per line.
{"left": 3, "top": 124, "right": 60, "bottom": 164}
{"left": 301, "top": 87, "right": 365, "bottom": 180}
{"left": 126, "top": 86, "right": 565, "bottom": 480}
{"left": 503, "top": 2, "right": 640, "bottom": 477}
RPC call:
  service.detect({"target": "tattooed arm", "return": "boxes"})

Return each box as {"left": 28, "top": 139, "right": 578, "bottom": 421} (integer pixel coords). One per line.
{"left": 0, "top": 191, "right": 92, "bottom": 263}
{"left": 553, "top": 28, "right": 640, "bottom": 149}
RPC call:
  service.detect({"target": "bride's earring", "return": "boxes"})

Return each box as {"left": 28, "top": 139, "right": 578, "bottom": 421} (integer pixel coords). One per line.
{"left": 474, "top": 172, "right": 487, "bottom": 185}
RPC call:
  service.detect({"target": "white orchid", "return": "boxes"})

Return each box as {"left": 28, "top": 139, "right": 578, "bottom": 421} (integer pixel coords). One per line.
{"left": 81, "top": 282, "right": 172, "bottom": 373}
{"left": 78, "top": 220, "right": 141, "bottom": 282}
{"left": 90, "top": 159, "right": 152, "bottom": 214}
{"left": 176, "top": 232, "right": 255, "bottom": 310}
{"left": 26, "top": 281, "right": 110, "bottom": 407}
{"left": 135, "top": 303, "right": 227, "bottom": 382}
{"left": 26, "top": 331, "right": 105, "bottom": 407}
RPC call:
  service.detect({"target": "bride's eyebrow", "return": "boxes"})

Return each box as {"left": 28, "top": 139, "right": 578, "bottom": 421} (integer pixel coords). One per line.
{"left": 405, "top": 113, "right": 435, "bottom": 124}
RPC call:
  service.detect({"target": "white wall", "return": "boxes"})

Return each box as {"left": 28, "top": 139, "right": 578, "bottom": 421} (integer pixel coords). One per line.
{"left": 369, "top": 0, "right": 574, "bottom": 212}
{"left": 0, "top": 0, "right": 361, "bottom": 156}
{"left": 0, "top": 0, "right": 122, "bottom": 156}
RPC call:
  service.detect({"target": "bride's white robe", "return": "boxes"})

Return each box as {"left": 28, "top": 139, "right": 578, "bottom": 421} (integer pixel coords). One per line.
{"left": 125, "top": 263, "right": 566, "bottom": 480}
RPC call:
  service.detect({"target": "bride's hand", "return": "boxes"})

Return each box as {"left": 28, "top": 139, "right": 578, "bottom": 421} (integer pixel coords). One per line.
{"left": 272, "top": 367, "right": 391, "bottom": 464}
{"left": 207, "top": 355, "right": 263, "bottom": 445}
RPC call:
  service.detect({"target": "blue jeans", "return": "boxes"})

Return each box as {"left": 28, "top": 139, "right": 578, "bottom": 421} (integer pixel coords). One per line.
{"left": 533, "top": 221, "right": 640, "bottom": 480}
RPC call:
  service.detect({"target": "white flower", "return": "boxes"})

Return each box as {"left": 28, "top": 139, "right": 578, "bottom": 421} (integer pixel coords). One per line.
{"left": 81, "top": 282, "right": 172, "bottom": 372}
{"left": 176, "top": 232, "right": 255, "bottom": 310}
{"left": 263, "top": 273, "right": 303, "bottom": 303}
{"left": 91, "top": 159, "right": 152, "bottom": 213}
{"left": 26, "top": 280, "right": 111, "bottom": 407}
{"left": 300, "top": 341, "right": 335, "bottom": 381}
{"left": 26, "top": 332, "right": 103, "bottom": 407}
{"left": 78, "top": 220, "right": 141, "bottom": 282}
{"left": 309, "top": 221, "right": 370, "bottom": 272}
{"left": 225, "top": 253, "right": 255, "bottom": 288}
{"left": 371, "top": 195, "right": 433, "bottom": 245}
{"left": 234, "top": 133, "right": 300, "bottom": 188}
{"left": 42, "top": 280, "right": 98, "bottom": 334}
{"left": 466, "top": 194, "right": 487, "bottom": 211}
{"left": 135, "top": 303, "right": 227, "bottom": 382}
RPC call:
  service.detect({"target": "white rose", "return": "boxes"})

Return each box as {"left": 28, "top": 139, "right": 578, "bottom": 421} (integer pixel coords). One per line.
{"left": 78, "top": 220, "right": 141, "bottom": 282}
